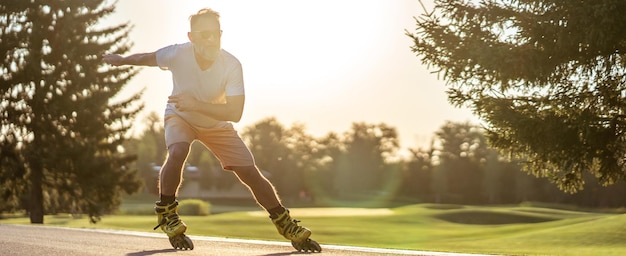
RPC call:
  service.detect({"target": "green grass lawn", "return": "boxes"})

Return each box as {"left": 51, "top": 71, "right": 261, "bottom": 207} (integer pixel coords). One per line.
{"left": 2, "top": 202, "right": 626, "bottom": 256}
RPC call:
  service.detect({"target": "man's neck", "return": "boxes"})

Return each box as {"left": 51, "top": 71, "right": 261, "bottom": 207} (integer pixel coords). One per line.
{"left": 194, "top": 54, "right": 215, "bottom": 71}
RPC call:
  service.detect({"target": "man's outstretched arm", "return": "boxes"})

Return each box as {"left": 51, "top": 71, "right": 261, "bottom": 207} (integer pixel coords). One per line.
{"left": 102, "top": 52, "right": 157, "bottom": 66}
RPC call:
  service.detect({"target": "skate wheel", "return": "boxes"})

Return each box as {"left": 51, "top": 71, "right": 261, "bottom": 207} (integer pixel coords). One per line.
{"left": 291, "top": 238, "right": 322, "bottom": 252}
{"left": 169, "top": 234, "right": 194, "bottom": 250}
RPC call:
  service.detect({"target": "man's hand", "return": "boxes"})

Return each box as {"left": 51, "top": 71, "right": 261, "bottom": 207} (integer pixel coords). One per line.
{"left": 102, "top": 54, "right": 125, "bottom": 66}
{"left": 168, "top": 94, "right": 202, "bottom": 112}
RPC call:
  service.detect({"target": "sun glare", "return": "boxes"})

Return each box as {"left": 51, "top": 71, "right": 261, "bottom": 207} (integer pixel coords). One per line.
{"left": 107, "top": 0, "right": 477, "bottom": 149}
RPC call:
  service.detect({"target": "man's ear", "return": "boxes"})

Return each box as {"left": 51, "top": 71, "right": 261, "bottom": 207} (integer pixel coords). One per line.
{"left": 187, "top": 32, "right": 193, "bottom": 42}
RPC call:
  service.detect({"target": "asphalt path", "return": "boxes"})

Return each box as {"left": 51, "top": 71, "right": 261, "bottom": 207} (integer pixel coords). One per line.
{"left": 0, "top": 224, "right": 490, "bottom": 256}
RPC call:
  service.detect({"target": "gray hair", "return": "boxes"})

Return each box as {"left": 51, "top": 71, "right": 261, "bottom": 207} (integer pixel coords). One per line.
{"left": 189, "top": 8, "right": 220, "bottom": 28}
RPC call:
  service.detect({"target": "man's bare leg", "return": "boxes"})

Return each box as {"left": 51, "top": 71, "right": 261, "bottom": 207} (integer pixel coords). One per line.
{"left": 230, "top": 165, "right": 282, "bottom": 211}
{"left": 154, "top": 142, "right": 194, "bottom": 250}
{"left": 159, "top": 142, "right": 191, "bottom": 199}
{"left": 231, "top": 165, "right": 320, "bottom": 252}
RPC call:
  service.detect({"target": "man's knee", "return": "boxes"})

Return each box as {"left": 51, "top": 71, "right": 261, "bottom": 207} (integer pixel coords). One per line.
{"left": 167, "top": 142, "right": 190, "bottom": 163}
{"left": 231, "top": 165, "right": 262, "bottom": 179}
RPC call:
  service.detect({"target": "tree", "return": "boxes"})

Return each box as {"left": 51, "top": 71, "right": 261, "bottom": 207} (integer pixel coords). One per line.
{"left": 401, "top": 146, "right": 434, "bottom": 201}
{"left": 433, "top": 121, "right": 489, "bottom": 203}
{"left": 143, "top": 112, "right": 167, "bottom": 166}
{"left": 336, "top": 122, "right": 400, "bottom": 199}
{"left": 123, "top": 112, "right": 166, "bottom": 194}
{"left": 279, "top": 123, "right": 320, "bottom": 203}
{"left": 408, "top": 0, "right": 626, "bottom": 192}
{"left": 1, "top": 1, "right": 142, "bottom": 223}
{"left": 243, "top": 118, "right": 284, "bottom": 163}
{"left": 242, "top": 117, "right": 319, "bottom": 203}
{"left": 242, "top": 117, "right": 289, "bottom": 182}
{"left": 0, "top": 140, "right": 27, "bottom": 213}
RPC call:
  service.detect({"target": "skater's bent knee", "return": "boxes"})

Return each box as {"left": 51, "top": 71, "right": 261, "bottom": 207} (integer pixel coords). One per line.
{"left": 231, "top": 166, "right": 263, "bottom": 179}
{"left": 167, "top": 143, "right": 190, "bottom": 160}
{"left": 229, "top": 165, "right": 258, "bottom": 173}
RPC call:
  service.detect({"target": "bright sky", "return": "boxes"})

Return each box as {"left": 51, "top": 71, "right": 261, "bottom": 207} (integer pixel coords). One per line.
{"left": 104, "top": 0, "right": 478, "bottom": 150}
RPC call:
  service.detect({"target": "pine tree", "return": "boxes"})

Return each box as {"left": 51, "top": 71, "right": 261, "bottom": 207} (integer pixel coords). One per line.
{"left": 0, "top": 0, "right": 142, "bottom": 223}
{"left": 408, "top": 0, "right": 626, "bottom": 192}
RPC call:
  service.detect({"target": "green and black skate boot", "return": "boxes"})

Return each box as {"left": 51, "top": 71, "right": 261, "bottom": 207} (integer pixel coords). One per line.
{"left": 153, "top": 200, "right": 194, "bottom": 250}
{"left": 271, "top": 209, "right": 321, "bottom": 252}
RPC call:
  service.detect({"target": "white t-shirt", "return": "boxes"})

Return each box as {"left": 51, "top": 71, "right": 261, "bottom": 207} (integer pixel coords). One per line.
{"left": 156, "top": 42, "right": 244, "bottom": 128}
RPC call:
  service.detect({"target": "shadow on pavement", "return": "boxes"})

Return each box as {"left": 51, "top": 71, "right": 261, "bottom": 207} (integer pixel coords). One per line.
{"left": 126, "top": 248, "right": 178, "bottom": 256}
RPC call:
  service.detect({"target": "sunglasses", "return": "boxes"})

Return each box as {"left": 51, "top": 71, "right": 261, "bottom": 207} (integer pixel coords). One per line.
{"left": 191, "top": 30, "right": 222, "bottom": 40}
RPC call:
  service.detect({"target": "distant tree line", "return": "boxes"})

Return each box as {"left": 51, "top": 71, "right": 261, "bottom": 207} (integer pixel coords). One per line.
{"left": 129, "top": 115, "right": 626, "bottom": 209}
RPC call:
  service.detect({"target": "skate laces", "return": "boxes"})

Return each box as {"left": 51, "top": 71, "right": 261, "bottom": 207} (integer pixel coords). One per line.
{"left": 153, "top": 201, "right": 183, "bottom": 230}
{"left": 153, "top": 215, "right": 182, "bottom": 230}
{"left": 274, "top": 212, "right": 306, "bottom": 237}
{"left": 283, "top": 219, "right": 306, "bottom": 237}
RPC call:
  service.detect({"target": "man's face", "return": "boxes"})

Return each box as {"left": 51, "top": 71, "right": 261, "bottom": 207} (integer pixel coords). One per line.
{"left": 189, "top": 16, "right": 221, "bottom": 61}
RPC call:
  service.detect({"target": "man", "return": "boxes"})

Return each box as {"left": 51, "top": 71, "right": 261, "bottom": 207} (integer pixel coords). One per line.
{"left": 102, "top": 8, "right": 320, "bottom": 252}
